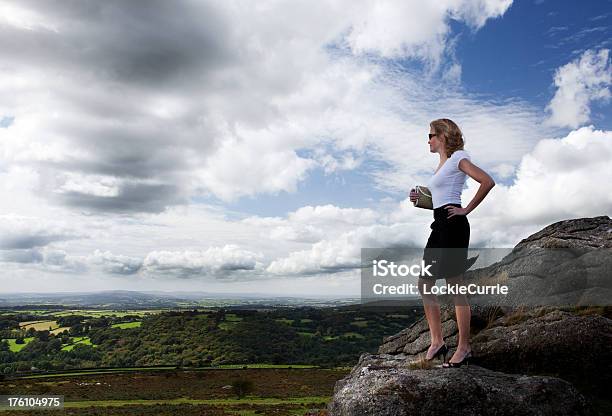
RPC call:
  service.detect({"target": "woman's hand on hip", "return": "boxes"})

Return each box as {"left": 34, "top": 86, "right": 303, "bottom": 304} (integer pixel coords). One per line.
{"left": 446, "top": 206, "right": 468, "bottom": 218}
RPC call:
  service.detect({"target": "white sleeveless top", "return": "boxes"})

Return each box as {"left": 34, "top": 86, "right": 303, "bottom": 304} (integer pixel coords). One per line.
{"left": 428, "top": 150, "right": 470, "bottom": 209}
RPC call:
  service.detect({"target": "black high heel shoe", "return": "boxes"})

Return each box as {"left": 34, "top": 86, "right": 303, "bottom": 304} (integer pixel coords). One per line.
{"left": 425, "top": 344, "right": 448, "bottom": 362}
{"left": 442, "top": 350, "right": 472, "bottom": 368}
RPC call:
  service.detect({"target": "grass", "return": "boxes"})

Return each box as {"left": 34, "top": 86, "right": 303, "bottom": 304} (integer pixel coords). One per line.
{"left": 51, "top": 326, "right": 70, "bottom": 335}
{"left": 483, "top": 306, "right": 505, "bottom": 329}
{"left": 111, "top": 321, "right": 142, "bottom": 329}
{"left": 218, "top": 322, "right": 238, "bottom": 330}
{"left": 52, "top": 309, "right": 167, "bottom": 317}
{"left": 568, "top": 305, "right": 611, "bottom": 318}
{"left": 323, "top": 336, "right": 338, "bottom": 341}
{"left": 19, "top": 364, "right": 321, "bottom": 379}
{"left": 350, "top": 320, "right": 368, "bottom": 327}
{"left": 405, "top": 356, "right": 437, "bottom": 370}
{"left": 60, "top": 396, "right": 331, "bottom": 408}
{"left": 274, "top": 318, "right": 294, "bottom": 325}
{"left": 4, "top": 337, "right": 35, "bottom": 352}
{"left": 19, "top": 320, "right": 58, "bottom": 331}
{"left": 61, "top": 337, "right": 94, "bottom": 351}
{"left": 20, "top": 367, "right": 179, "bottom": 379}
{"left": 213, "top": 364, "right": 318, "bottom": 369}
{"left": 341, "top": 332, "right": 365, "bottom": 339}
{"left": 501, "top": 305, "right": 553, "bottom": 327}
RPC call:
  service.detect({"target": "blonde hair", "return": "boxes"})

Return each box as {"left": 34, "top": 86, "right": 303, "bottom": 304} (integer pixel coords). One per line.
{"left": 430, "top": 118, "right": 465, "bottom": 157}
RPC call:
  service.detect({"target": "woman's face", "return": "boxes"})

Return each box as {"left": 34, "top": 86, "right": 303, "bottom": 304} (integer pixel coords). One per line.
{"left": 428, "top": 126, "right": 443, "bottom": 154}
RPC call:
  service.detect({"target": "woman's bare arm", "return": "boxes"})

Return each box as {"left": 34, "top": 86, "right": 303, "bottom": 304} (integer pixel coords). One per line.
{"left": 458, "top": 159, "right": 495, "bottom": 215}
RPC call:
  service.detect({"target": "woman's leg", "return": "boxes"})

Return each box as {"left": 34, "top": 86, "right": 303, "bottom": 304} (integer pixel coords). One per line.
{"left": 418, "top": 278, "right": 444, "bottom": 359}
{"left": 445, "top": 274, "right": 471, "bottom": 362}
{"left": 439, "top": 213, "right": 471, "bottom": 363}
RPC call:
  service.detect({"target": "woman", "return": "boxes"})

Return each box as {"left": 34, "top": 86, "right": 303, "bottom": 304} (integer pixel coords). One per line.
{"left": 409, "top": 118, "right": 495, "bottom": 367}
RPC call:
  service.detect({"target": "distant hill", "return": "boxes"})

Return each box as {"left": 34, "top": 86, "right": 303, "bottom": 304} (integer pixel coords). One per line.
{"left": 0, "top": 290, "right": 359, "bottom": 308}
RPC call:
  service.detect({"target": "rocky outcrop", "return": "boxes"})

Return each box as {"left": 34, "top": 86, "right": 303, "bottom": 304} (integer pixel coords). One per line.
{"left": 329, "top": 217, "right": 612, "bottom": 415}
{"left": 379, "top": 307, "right": 611, "bottom": 395}
{"left": 465, "top": 216, "right": 612, "bottom": 307}
{"left": 329, "top": 353, "right": 589, "bottom": 416}
{"left": 514, "top": 216, "right": 612, "bottom": 250}
{"left": 472, "top": 309, "right": 611, "bottom": 390}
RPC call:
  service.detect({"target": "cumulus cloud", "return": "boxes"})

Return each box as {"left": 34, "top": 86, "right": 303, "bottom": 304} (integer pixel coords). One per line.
{"left": 0, "top": 247, "right": 138, "bottom": 275}
{"left": 545, "top": 49, "right": 611, "bottom": 128}
{"left": 142, "top": 245, "right": 264, "bottom": 279}
{"left": 266, "top": 223, "right": 420, "bottom": 275}
{"left": 244, "top": 204, "right": 381, "bottom": 244}
{"left": 344, "top": 0, "right": 512, "bottom": 68}
{"left": 0, "top": 215, "right": 84, "bottom": 250}
{"left": 88, "top": 250, "right": 143, "bottom": 275}
{"left": 464, "top": 126, "right": 612, "bottom": 246}
{"left": 0, "top": 249, "right": 44, "bottom": 264}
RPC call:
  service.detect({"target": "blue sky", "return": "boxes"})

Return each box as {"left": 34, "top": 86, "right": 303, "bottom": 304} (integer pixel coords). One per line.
{"left": 457, "top": 0, "right": 610, "bottom": 113}
{"left": 0, "top": 0, "right": 610, "bottom": 295}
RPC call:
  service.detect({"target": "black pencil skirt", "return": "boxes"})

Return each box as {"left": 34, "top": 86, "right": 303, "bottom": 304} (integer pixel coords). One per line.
{"left": 422, "top": 203, "right": 470, "bottom": 280}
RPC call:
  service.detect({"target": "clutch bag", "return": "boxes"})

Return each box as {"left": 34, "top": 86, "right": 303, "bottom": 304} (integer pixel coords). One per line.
{"left": 413, "top": 185, "right": 433, "bottom": 210}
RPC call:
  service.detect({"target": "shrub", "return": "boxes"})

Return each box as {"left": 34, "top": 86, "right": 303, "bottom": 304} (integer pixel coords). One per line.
{"left": 231, "top": 378, "right": 254, "bottom": 399}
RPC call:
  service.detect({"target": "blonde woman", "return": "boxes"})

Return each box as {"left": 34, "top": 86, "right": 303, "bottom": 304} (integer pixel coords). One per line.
{"left": 409, "top": 118, "right": 495, "bottom": 367}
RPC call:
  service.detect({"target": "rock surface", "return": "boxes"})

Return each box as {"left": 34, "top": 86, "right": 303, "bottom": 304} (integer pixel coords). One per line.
{"left": 329, "top": 217, "right": 612, "bottom": 415}
{"left": 328, "top": 353, "right": 589, "bottom": 416}
{"left": 465, "top": 216, "right": 612, "bottom": 307}
{"left": 378, "top": 307, "right": 612, "bottom": 394}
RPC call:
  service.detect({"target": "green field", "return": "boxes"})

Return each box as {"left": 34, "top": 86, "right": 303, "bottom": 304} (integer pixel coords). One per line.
{"left": 19, "top": 364, "right": 322, "bottom": 379}
{"left": 60, "top": 396, "right": 331, "bottom": 408}
{"left": 342, "top": 332, "right": 365, "bottom": 339}
{"left": 224, "top": 314, "right": 243, "bottom": 322}
{"left": 111, "top": 321, "right": 142, "bottom": 329}
{"left": 218, "top": 322, "right": 237, "bottom": 330}
{"left": 51, "top": 309, "right": 170, "bottom": 318}
{"left": 61, "top": 337, "right": 95, "bottom": 351}
{"left": 3, "top": 367, "right": 345, "bottom": 415}
{"left": 4, "top": 337, "right": 35, "bottom": 352}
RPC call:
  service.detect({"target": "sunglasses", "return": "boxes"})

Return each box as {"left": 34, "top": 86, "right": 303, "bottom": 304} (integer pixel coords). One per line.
{"left": 428, "top": 133, "right": 437, "bottom": 140}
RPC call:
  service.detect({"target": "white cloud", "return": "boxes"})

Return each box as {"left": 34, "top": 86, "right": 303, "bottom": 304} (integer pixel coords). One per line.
{"left": 0, "top": 214, "right": 85, "bottom": 250}
{"left": 344, "top": 0, "right": 512, "bottom": 68}
{"left": 243, "top": 204, "right": 381, "bottom": 244}
{"left": 465, "top": 126, "right": 612, "bottom": 246}
{"left": 88, "top": 250, "right": 142, "bottom": 275}
{"left": 545, "top": 49, "right": 611, "bottom": 128}
{"left": 266, "top": 223, "right": 419, "bottom": 275}
{"left": 142, "top": 245, "right": 264, "bottom": 279}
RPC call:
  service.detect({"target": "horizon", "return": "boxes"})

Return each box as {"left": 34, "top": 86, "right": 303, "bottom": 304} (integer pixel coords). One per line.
{"left": 0, "top": 289, "right": 359, "bottom": 299}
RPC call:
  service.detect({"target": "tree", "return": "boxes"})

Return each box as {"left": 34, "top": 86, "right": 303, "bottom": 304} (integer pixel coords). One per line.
{"left": 231, "top": 378, "right": 254, "bottom": 399}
